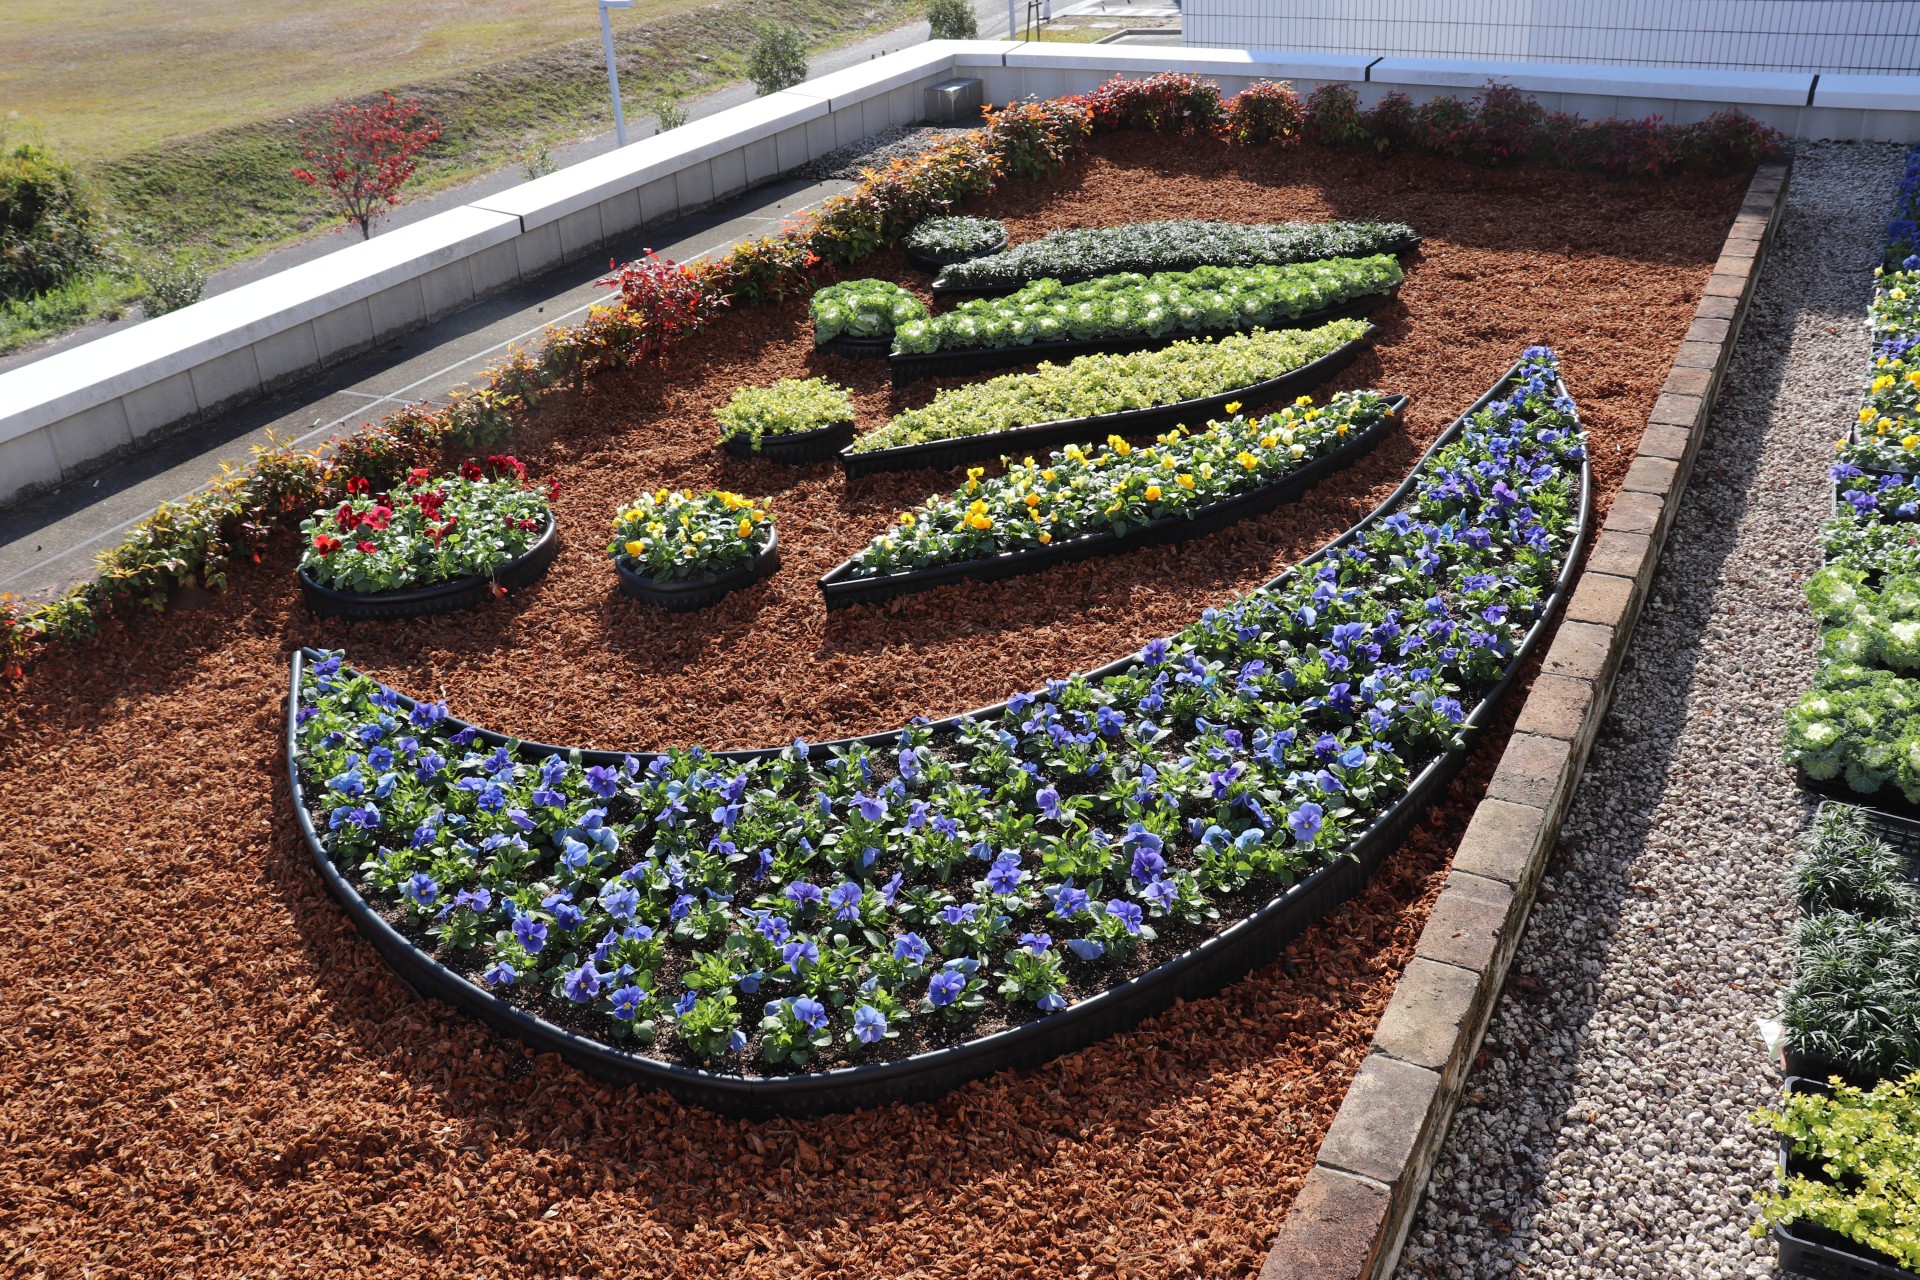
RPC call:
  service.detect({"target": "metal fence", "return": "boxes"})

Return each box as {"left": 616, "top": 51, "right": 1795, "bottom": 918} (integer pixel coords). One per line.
{"left": 1182, "top": 0, "right": 1920, "bottom": 73}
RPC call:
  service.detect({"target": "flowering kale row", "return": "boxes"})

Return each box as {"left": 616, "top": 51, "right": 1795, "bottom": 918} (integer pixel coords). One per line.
{"left": 292, "top": 350, "right": 1583, "bottom": 1073}
{"left": 892, "top": 257, "right": 1403, "bottom": 357}
{"left": 931, "top": 219, "right": 1416, "bottom": 291}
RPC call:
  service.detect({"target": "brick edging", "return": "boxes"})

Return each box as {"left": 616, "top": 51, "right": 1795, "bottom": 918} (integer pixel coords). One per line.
{"left": 1257, "top": 156, "right": 1794, "bottom": 1280}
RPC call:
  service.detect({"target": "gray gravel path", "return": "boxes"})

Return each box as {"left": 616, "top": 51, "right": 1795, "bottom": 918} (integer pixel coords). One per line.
{"left": 1396, "top": 141, "right": 1906, "bottom": 1279}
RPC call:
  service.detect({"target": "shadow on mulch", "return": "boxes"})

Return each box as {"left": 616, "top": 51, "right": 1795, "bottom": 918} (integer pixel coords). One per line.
{"left": 0, "top": 131, "right": 1743, "bottom": 1278}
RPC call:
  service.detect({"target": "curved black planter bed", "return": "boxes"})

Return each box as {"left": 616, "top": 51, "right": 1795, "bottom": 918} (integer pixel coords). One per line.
{"left": 819, "top": 394, "right": 1407, "bottom": 612}
{"left": 886, "top": 287, "right": 1396, "bottom": 386}
{"left": 614, "top": 528, "right": 780, "bottom": 612}
{"left": 815, "top": 334, "right": 893, "bottom": 361}
{"left": 928, "top": 234, "right": 1425, "bottom": 298}
{"left": 297, "top": 517, "right": 560, "bottom": 621}
{"left": 904, "top": 226, "right": 1009, "bottom": 274}
{"left": 839, "top": 330, "right": 1370, "bottom": 479}
{"left": 285, "top": 357, "right": 1590, "bottom": 1118}
{"left": 722, "top": 422, "right": 856, "bottom": 466}
{"left": 1770, "top": 1077, "right": 1920, "bottom": 1280}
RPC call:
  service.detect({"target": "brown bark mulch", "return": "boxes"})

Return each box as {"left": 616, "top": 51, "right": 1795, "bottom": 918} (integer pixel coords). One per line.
{"left": 0, "top": 133, "right": 1741, "bottom": 1279}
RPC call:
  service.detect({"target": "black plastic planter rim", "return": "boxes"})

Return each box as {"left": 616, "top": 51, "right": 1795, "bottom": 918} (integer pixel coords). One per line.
{"left": 928, "top": 234, "right": 1425, "bottom": 296}
{"left": 838, "top": 331, "right": 1370, "bottom": 479}
{"left": 816, "top": 333, "right": 893, "bottom": 360}
{"left": 885, "top": 287, "right": 1396, "bottom": 386}
{"left": 721, "top": 420, "right": 856, "bottom": 464}
{"left": 1770, "top": 1077, "right": 1920, "bottom": 1280}
{"left": 296, "top": 517, "right": 560, "bottom": 620}
{"left": 286, "top": 356, "right": 1590, "bottom": 1118}
{"left": 818, "top": 394, "right": 1409, "bottom": 612}
{"left": 613, "top": 527, "right": 779, "bottom": 611}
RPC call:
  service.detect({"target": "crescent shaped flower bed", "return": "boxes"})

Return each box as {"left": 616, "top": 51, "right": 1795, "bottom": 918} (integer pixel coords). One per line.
{"left": 888, "top": 255, "right": 1404, "bottom": 383}
{"left": 285, "top": 347, "right": 1588, "bottom": 1115}
{"left": 608, "top": 490, "right": 779, "bottom": 612}
{"left": 841, "top": 319, "right": 1371, "bottom": 477}
{"left": 929, "top": 218, "right": 1420, "bottom": 295}
{"left": 820, "top": 389, "right": 1404, "bottom": 610}
{"left": 296, "top": 456, "right": 558, "bottom": 620}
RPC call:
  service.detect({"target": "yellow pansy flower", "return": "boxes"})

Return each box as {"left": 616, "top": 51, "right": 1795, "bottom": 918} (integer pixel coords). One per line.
{"left": 1176, "top": 473, "right": 1195, "bottom": 489}
{"left": 1145, "top": 484, "right": 1162, "bottom": 501}
{"left": 1223, "top": 401, "right": 1242, "bottom": 415}
{"left": 1038, "top": 531, "right": 1052, "bottom": 544}
{"left": 1236, "top": 451, "right": 1258, "bottom": 469}
{"left": 625, "top": 540, "right": 646, "bottom": 558}
{"left": 737, "top": 518, "right": 753, "bottom": 539}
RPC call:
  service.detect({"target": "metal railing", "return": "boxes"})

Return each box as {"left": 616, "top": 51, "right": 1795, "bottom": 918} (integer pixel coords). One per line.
{"left": 1183, "top": 0, "right": 1920, "bottom": 73}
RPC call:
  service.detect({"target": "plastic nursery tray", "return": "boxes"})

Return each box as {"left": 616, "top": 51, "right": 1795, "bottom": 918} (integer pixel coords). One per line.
{"left": 816, "top": 333, "right": 892, "bottom": 360}
{"left": 296, "top": 517, "right": 560, "bottom": 621}
{"left": 722, "top": 420, "right": 856, "bottom": 466}
{"left": 885, "top": 287, "right": 1398, "bottom": 386}
{"left": 283, "top": 355, "right": 1591, "bottom": 1118}
{"left": 838, "top": 331, "right": 1370, "bottom": 479}
{"left": 1771, "top": 1077, "right": 1920, "bottom": 1280}
{"left": 1781, "top": 800, "right": 1920, "bottom": 1085}
{"left": 927, "top": 234, "right": 1425, "bottom": 297}
{"left": 818, "top": 394, "right": 1408, "bottom": 612}
{"left": 614, "top": 527, "right": 780, "bottom": 613}
{"left": 903, "top": 226, "right": 1009, "bottom": 274}
{"left": 1796, "top": 768, "right": 1920, "bottom": 826}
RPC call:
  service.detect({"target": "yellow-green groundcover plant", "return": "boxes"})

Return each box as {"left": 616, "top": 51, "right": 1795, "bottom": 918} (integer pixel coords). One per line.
{"left": 1756, "top": 1072, "right": 1920, "bottom": 1268}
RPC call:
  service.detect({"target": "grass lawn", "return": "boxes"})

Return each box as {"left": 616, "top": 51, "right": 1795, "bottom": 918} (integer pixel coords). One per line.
{"left": 3, "top": 0, "right": 725, "bottom": 161}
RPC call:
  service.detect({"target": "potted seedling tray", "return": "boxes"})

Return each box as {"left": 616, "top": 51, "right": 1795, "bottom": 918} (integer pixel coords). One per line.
{"left": 816, "top": 334, "right": 893, "bottom": 360}
{"left": 839, "top": 329, "right": 1370, "bottom": 479}
{"left": 1770, "top": 1076, "right": 1920, "bottom": 1280}
{"left": 297, "top": 517, "right": 560, "bottom": 621}
{"left": 285, "top": 355, "right": 1589, "bottom": 1118}
{"left": 723, "top": 421, "right": 857, "bottom": 466}
{"left": 928, "top": 234, "right": 1425, "bottom": 297}
{"left": 614, "top": 527, "right": 781, "bottom": 613}
{"left": 819, "top": 394, "right": 1407, "bottom": 611}
{"left": 886, "top": 288, "right": 1396, "bottom": 386}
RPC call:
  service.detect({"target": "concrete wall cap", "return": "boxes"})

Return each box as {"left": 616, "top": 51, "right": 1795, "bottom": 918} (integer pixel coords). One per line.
{"left": 1812, "top": 73, "right": 1920, "bottom": 111}
{"left": 1367, "top": 56, "right": 1816, "bottom": 105}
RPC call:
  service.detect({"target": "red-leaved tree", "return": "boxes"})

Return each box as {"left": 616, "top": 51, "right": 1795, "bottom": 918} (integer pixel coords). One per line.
{"left": 293, "top": 92, "right": 442, "bottom": 239}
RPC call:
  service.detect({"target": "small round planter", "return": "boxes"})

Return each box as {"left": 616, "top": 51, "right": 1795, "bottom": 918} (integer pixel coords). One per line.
{"left": 613, "top": 527, "right": 780, "bottom": 613}
{"left": 903, "top": 225, "right": 1009, "bottom": 274}
{"left": 815, "top": 333, "right": 893, "bottom": 361}
{"left": 297, "top": 516, "right": 560, "bottom": 621}
{"left": 721, "top": 420, "right": 857, "bottom": 466}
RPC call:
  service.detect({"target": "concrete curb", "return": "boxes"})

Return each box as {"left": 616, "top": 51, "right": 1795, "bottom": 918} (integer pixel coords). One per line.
{"left": 1256, "top": 155, "right": 1793, "bottom": 1280}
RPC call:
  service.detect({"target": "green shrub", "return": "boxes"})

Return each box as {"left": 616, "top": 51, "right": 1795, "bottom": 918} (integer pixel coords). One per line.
{"left": 714, "top": 377, "right": 854, "bottom": 450}
{"left": 0, "top": 142, "right": 102, "bottom": 302}
{"left": 139, "top": 255, "right": 206, "bottom": 317}
{"left": 855, "top": 319, "right": 1369, "bottom": 453}
{"left": 894, "top": 256, "right": 1403, "bottom": 355}
{"left": 905, "top": 216, "right": 1005, "bottom": 264}
{"left": 932, "top": 218, "right": 1416, "bottom": 290}
{"left": 1780, "top": 912, "right": 1920, "bottom": 1083}
{"left": 747, "top": 22, "right": 809, "bottom": 96}
{"left": 809, "top": 278, "right": 928, "bottom": 341}
{"left": 1793, "top": 806, "right": 1920, "bottom": 921}
{"left": 652, "top": 98, "right": 690, "bottom": 133}
{"left": 926, "top": 0, "right": 978, "bottom": 40}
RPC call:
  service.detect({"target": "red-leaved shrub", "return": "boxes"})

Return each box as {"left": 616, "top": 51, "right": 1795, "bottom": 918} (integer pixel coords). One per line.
{"left": 1303, "top": 84, "right": 1369, "bottom": 148}
{"left": 1222, "top": 80, "right": 1304, "bottom": 146}
{"left": 1084, "top": 72, "right": 1226, "bottom": 133}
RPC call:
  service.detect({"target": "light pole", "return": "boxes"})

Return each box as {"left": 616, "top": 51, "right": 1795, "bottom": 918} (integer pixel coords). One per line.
{"left": 600, "top": 0, "right": 634, "bottom": 146}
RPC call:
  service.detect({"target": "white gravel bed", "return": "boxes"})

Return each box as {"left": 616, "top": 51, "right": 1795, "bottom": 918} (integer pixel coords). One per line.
{"left": 1395, "top": 141, "right": 1908, "bottom": 1280}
